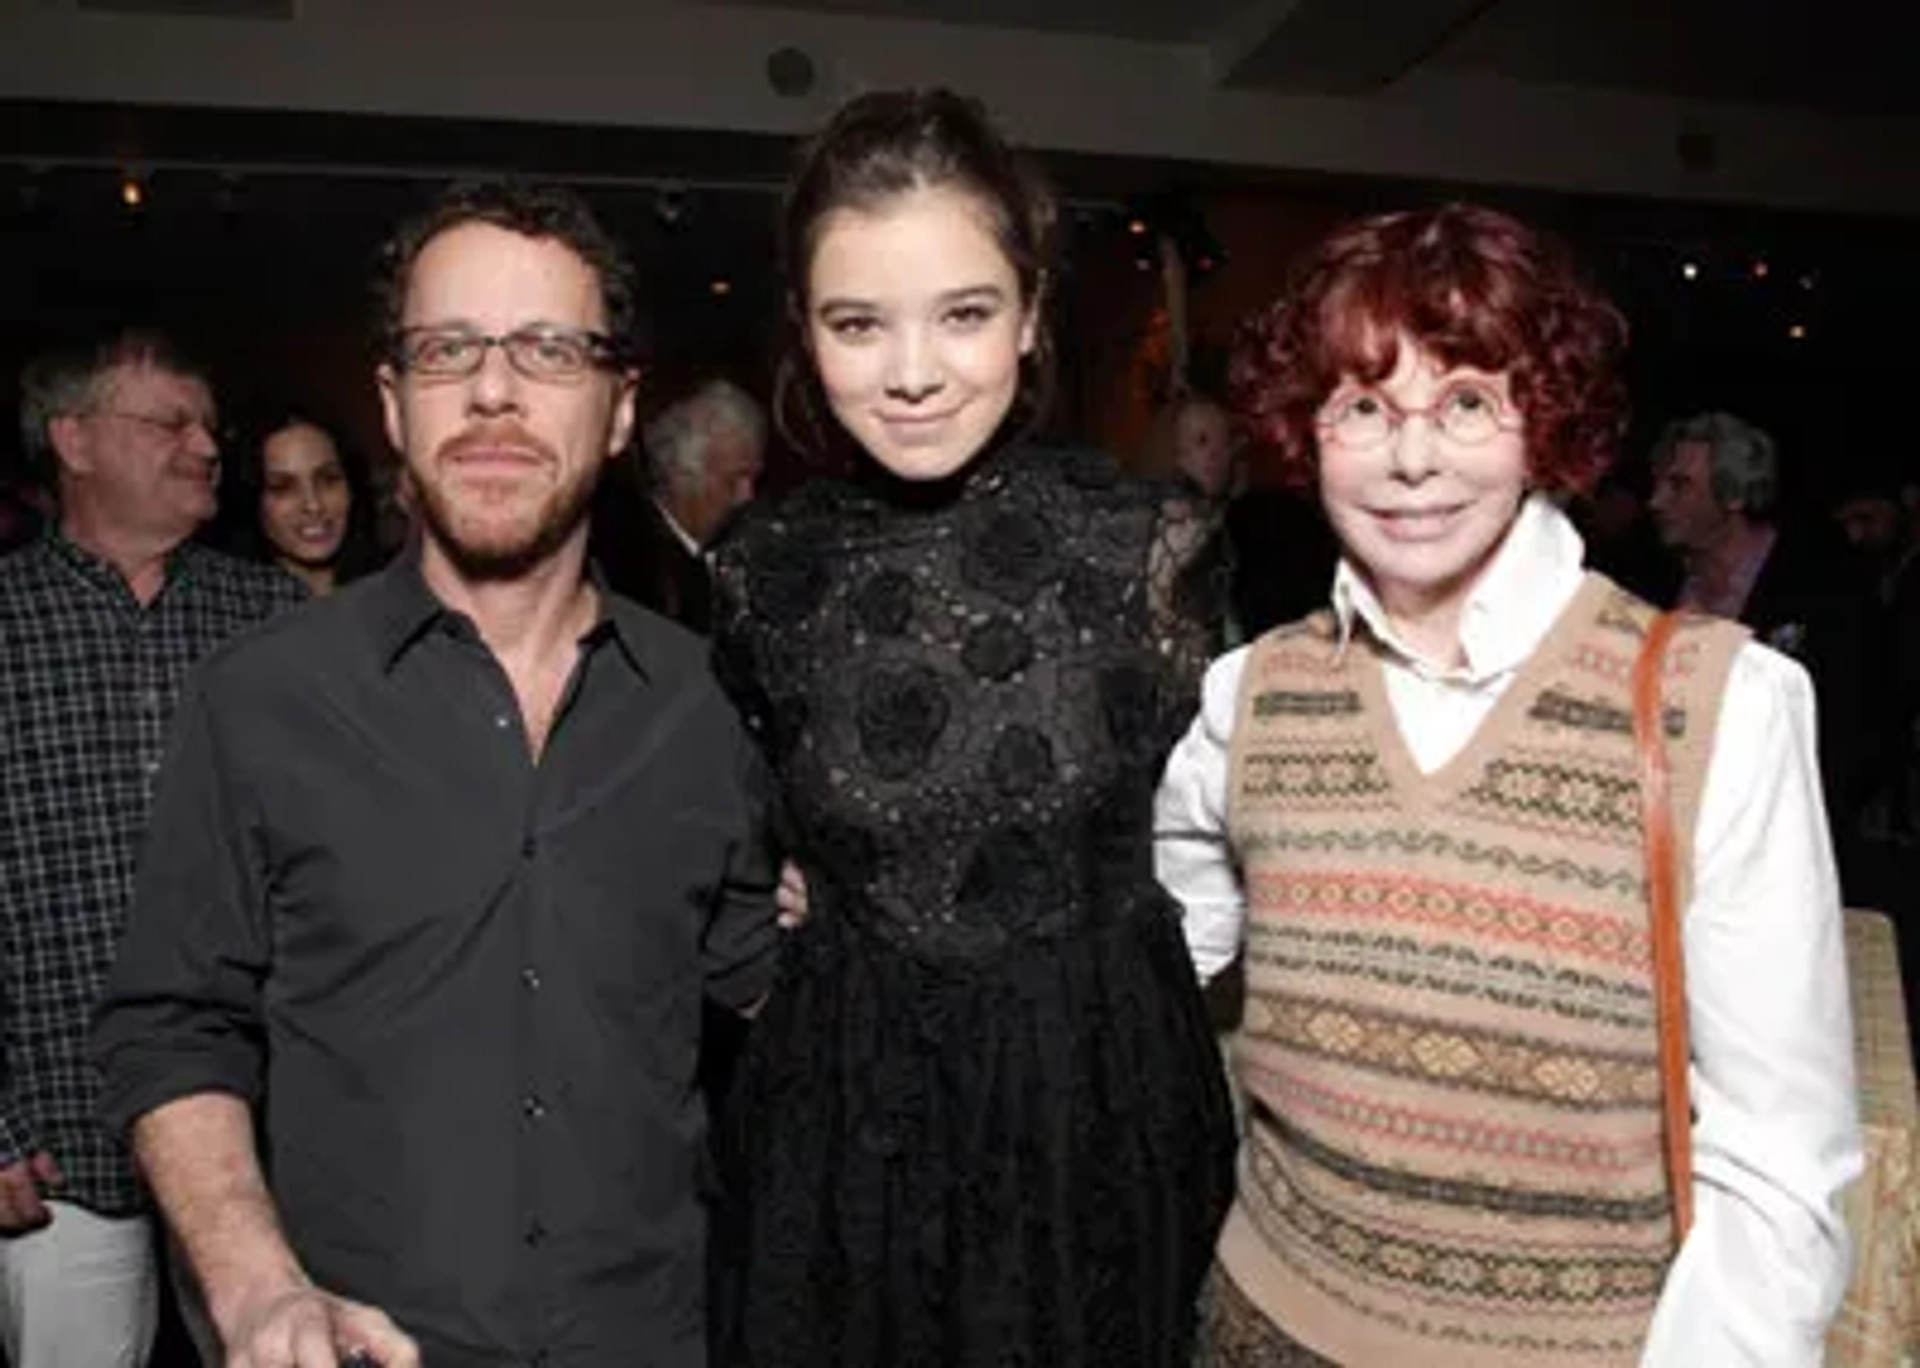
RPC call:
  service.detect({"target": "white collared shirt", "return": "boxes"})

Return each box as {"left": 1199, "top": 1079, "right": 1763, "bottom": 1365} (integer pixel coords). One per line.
{"left": 1156, "top": 494, "right": 1863, "bottom": 1366}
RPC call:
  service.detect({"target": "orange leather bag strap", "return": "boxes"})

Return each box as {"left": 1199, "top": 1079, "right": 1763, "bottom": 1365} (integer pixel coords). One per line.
{"left": 1633, "top": 609, "right": 1693, "bottom": 1243}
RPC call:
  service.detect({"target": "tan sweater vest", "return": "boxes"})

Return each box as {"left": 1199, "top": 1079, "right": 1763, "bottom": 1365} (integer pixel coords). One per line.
{"left": 1219, "top": 575, "right": 1746, "bottom": 1367}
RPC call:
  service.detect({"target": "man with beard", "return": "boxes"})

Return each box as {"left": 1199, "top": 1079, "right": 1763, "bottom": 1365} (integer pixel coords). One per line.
{"left": 93, "top": 182, "right": 781, "bottom": 1368}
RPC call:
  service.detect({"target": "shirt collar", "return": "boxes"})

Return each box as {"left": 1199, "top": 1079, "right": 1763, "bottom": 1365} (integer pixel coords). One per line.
{"left": 365, "top": 545, "right": 654, "bottom": 681}
{"left": 364, "top": 543, "right": 449, "bottom": 670}
{"left": 43, "top": 525, "right": 206, "bottom": 597}
{"left": 592, "top": 590, "right": 658, "bottom": 681}
{"left": 652, "top": 500, "right": 703, "bottom": 558}
{"left": 1679, "top": 524, "right": 1776, "bottom": 618}
{"left": 1330, "top": 493, "right": 1588, "bottom": 683}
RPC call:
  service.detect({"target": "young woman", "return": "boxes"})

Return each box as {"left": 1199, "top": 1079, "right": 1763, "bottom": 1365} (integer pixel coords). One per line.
{"left": 223, "top": 415, "right": 376, "bottom": 595}
{"left": 1156, "top": 203, "right": 1863, "bottom": 1367}
{"left": 710, "top": 89, "right": 1236, "bottom": 1367}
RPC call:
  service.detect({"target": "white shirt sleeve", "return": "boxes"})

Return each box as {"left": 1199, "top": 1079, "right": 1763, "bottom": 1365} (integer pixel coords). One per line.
{"left": 1641, "top": 641, "right": 1865, "bottom": 1367}
{"left": 1154, "top": 646, "right": 1250, "bottom": 983}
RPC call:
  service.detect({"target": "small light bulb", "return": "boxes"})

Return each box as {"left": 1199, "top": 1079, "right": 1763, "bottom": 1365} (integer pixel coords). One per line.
{"left": 120, "top": 177, "right": 144, "bottom": 209}
{"left": 1681, "top": 261, "right": 1699, "bottom": 281}
{"left": 710, "top": 279, "right": 733, "bottom": 297}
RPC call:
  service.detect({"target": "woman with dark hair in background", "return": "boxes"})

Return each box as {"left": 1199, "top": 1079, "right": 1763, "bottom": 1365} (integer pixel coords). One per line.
{"left": 710, "top": 88, "right": 1235, "bottom": 1367}
{"left": 1156, "top": 203, "right": 1861, "bottom": 1366}
{"left": 216, "top": 412, "right": 381, "bottom": 595}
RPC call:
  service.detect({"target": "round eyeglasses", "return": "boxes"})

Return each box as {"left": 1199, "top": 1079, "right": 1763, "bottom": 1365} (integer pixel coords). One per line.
{"left": 391, "top": 325, "right": 622, "bottom": 382}
{"left": 1317, "top": 381, "right": 1521, "bottom": 449}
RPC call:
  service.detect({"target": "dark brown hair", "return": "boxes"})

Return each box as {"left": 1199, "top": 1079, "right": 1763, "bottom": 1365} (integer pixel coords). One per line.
{"left": 774, "top": 88, "right": 1058, "bottom": 458}
{"left": 372, "top": 179, "right": 637, "bottom": 360}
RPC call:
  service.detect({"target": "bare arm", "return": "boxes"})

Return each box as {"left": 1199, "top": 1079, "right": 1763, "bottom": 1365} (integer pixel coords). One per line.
{"left": 136, "top": 1093, "right": 418, "bottom": 1368}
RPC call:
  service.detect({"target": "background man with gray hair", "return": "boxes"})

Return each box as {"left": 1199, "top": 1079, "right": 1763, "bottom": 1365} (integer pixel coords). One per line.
{"left": 592, "top": 376, "right": 764, "bottom": 633}
{"left": 1648, "top": 408, "right": 1887, "bottom": 881}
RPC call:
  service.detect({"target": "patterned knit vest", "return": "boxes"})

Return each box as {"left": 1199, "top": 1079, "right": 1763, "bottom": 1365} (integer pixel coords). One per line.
{"left": 1218, "top": 575, "right": 1746, "bottom": 1368}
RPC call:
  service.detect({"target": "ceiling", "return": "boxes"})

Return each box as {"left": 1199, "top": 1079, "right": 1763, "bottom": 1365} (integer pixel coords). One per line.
{"left": 693, "top": 0, "right": 1920, "bottom": 116}
{"left": 690, "top": 0, "right": 1244, "bottom": 41}
{"left": 6, "top": 0, "right": 1915, "bottom": 216}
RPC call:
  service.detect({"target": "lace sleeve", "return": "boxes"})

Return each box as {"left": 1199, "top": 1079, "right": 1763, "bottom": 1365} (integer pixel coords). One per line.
{"left": 708, "top": 540, "right": 777, "bottom": 754}
{"left": 1145, "top": 488, "right": 1231, "bottom": 718}
{"left": 709, "top": 536, "right": 809, "bottom": 868}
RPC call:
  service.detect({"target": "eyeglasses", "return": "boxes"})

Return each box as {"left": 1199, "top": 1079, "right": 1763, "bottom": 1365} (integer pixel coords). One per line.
{"left": 85, "top": 408, "right": 225, "bottom": 446}
{"left": 391, "top": 325, "right": 622, "bottom": 382}
{"left": 1316, "top": 381, "right": 1521, "bottom": 449}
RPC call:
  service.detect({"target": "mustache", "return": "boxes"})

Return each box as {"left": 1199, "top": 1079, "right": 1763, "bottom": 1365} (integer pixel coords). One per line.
{"left": 436, "top": 424, "right": 559, "bottom": 464}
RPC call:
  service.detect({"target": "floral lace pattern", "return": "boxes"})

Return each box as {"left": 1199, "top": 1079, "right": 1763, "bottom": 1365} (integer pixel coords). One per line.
{"left": 714, "top": 445, "right": 1220, "bottom": 964}
{"left": 710, "top": 445, "right": 1236, "bottom": 1367}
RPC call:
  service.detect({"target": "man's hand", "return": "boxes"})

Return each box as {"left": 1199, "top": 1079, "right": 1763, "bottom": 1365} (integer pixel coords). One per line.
{"left": 0, "top": 1151, "right": 62, "bottom": 1232}
{"left": 224, "top": 1284, "right": 419, "bottom": 1368}
{"left": 776, "top": 859, "right": 810, "bottom": 930}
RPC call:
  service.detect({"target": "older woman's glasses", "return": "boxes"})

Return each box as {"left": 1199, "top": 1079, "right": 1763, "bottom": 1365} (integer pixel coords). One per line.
{"left": 392, "top": 325, "right": 620, "bottom": 382}
{"left": 1317, "top": 381, "right": 1520, "bottom": 449}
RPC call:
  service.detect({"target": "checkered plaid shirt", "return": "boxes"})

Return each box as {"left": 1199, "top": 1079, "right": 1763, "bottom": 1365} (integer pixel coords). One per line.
{"left": 0, "top": 530, "right": 303, "bottom": 1214}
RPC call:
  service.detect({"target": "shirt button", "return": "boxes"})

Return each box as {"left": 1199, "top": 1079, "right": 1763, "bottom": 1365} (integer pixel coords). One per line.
{"left": 520, "top": 967, "right": 541, "bottom": 992}
{"left": 522, "top": 1095, "right": 547, "bottom": 1121}
{"left": 494, "top": 713, "right": 512, "bottom": 730}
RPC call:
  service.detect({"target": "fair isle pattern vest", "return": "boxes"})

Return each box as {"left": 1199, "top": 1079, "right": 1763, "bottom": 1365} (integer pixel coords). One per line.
{"left": 1218, "top": 575, "right": 1747, "bottom": 1368}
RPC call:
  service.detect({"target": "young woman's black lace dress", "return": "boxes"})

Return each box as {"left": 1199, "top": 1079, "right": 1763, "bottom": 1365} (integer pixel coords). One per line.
{"left": 710, "top": 445, "right": 1237, "bottom": 1368}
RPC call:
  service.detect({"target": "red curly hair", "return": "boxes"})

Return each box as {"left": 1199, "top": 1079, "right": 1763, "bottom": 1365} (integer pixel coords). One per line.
{"left": 1231, "top": 203, "right": 1628, "bottom": 495}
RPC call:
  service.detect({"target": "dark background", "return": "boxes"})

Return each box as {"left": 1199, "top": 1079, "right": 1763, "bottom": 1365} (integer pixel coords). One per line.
{"left": 4, "top": 99, "right": 1914, "bottom": 506}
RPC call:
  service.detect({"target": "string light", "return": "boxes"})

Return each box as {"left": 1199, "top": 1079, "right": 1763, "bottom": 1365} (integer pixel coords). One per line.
{"left": 1751, "top": 259, "right": 1770, "bottom": 280}
{"left": 119, "top": 174, "right": 144, "bottom": 209}
{"left": 1788, "top": 323, "right": 1808, "bottom": 340}
{"left": 709, "top": 279, "right": 732, "bottom": 297}
{"left": 1681, "top": 261, "right": 1700, "bottom": 281}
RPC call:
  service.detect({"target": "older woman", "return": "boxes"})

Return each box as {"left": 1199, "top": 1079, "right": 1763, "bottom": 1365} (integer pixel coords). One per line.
{"left": 1155, "top": 203, "right": 1862, "bottom": 1367}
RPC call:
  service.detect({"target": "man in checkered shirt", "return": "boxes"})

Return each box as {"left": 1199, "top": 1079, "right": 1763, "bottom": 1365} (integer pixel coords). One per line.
{"left": 0, "top": 328, "right": 302, "bottom": 1367}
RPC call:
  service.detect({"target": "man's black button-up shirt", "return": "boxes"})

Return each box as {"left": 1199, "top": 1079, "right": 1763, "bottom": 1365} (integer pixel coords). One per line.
{"left": 95, "top": 554, "right": 779, "bottom": 1367}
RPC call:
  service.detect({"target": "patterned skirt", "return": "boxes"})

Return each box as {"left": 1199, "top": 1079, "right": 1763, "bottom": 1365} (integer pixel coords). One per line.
{"left": 1193, "top": 1265, "right": 1341, "bottom": 1368}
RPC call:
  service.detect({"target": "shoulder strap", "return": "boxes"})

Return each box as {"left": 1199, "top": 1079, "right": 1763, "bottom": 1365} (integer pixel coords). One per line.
{"left": 1633, "top": 609, "right": 1693, "bottom": 1244}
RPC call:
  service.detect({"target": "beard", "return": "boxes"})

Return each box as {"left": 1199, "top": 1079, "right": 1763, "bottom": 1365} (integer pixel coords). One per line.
{"left": 413, "top": 431, "right": 602, "bottom": 583}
